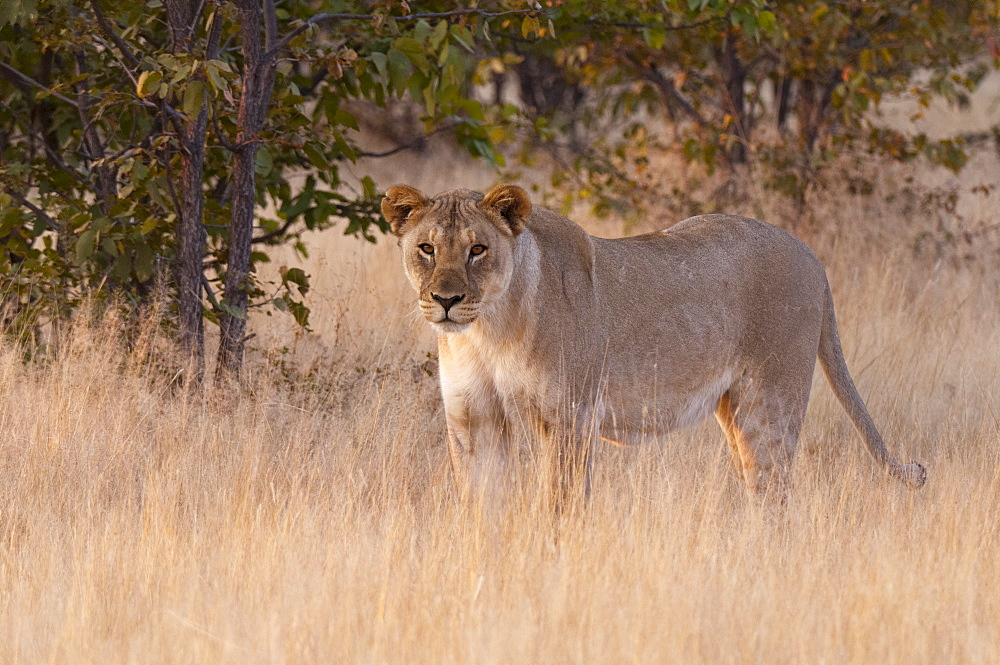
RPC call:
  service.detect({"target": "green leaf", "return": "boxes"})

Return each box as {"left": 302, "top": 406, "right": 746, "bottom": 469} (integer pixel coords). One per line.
{"left": 255, "top": 147, "right": 272, "bottom": 176}
{"left": 757, "top": 10, "right": 776, "bottom": 34}
{"left": 412, "top": 19, "right": 432, "bottom": 44}
{"left": 393, "top": 37, "right": 424, "bottom": 54}
{"left": 282, "top": 267, "right": 309, "bottom": 295}
{"left": 75, "top": 228, "right": 97, "bottom": 264}
{"left": 286, "top": 298, "right": 311, "bottom": 329}
{"left": 139, "top": 217, "right": 159, "bottom": 235}
{"left": 136, "top": 70, "right": 162, "bottom": 98}
{"left": 134, "top": 241, "right": 154, "bottom": 282}
{"left": 387, "top": 48, "right": 412, "bottom": 94}
{"left": 219, "top": 301, "right": 248, "bottom": 320}
{"left": 361, "top": 176, "right": 377, "bottom": 199}
{"left": 333, "top": 108, "right": 358, "bottom": 131}
{"left": 450, "top": 24, "right": 474, "bottom": 53}
{"left": 302, "top": 143, "right": 329, "bottom": 170}
{"left": 370, "top": 51, "right": 388, "bottom": 81}
{"left": 643, "top": 28, "right": 666, "bottom": 51}
{"left": 429, "top": 20, "right": 449, "bottom": 49}
{"left": 205, "top": 62, "right": 226, "bottom": 93}
{"left": 423, "top": 84, "right": 436, "bottom": 116}
{"left": 183, "top": 80, "right": 204, "bottom": 118}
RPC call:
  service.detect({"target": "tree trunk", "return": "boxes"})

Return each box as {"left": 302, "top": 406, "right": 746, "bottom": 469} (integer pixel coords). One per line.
{"left": 216, "top": 0, "right": 277, "bottom": 377}
{"left": 720, "top": 30, "right": 749, "bottom": 164}
{"left": 163, "top": 0, "right": 220, "bottom": 374}
{"left": 175, "top": 105, "right": 208, "bottom": 372}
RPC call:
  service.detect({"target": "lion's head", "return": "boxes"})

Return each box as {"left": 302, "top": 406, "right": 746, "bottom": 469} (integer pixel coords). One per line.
{"left": 382, "top": 184, "right": 532, "bottom": 333}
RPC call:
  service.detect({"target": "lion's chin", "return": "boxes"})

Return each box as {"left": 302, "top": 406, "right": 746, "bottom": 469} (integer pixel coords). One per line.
{"left": 430, "top": 319, "right": 474, "bottom": 334}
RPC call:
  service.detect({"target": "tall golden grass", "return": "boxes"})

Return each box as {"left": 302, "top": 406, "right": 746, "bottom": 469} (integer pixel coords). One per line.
{"left": 2, "top": 142, "right": 999, "bottom": 663}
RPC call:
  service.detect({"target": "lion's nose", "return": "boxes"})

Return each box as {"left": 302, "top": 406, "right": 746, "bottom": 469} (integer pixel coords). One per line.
{"left": 432, "top": 293, "right": 465, "bottom": 314}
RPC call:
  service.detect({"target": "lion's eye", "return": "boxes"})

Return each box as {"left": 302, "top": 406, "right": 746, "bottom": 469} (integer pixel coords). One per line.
{"left": 470, "top": 244, "right": 487, "bottom": 257}
{"left": 418, "top": 243, "right": 434, "bottom": 256}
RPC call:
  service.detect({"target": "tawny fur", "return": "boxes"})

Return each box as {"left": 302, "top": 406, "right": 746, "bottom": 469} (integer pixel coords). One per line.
{"left": 383, "top": 184, "right": 927, "bottom": 500}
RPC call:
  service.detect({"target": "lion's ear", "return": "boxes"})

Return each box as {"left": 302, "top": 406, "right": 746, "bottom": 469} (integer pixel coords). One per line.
{"left": 479, "top": 184, "right": 531, "bottom": 236}
{"left": 382, "top": 185, "right": 429, "bottom": 237}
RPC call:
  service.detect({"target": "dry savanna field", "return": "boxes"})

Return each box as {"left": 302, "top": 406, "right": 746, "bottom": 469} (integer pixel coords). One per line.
{"left": 2, "top": 85, "right": 1000, "bottom": 663}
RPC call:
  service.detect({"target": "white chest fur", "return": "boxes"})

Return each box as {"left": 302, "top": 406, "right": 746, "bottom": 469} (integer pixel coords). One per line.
{"left": 438, "top": 327, "right": 540, "bottom": 416}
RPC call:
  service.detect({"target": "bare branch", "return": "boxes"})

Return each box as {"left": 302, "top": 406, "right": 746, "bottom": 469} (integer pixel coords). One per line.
{"left": 89, "top": 0, "right": 140, "bottom": 69}
{"left": 0, "top": 100, "right": 85, "bottom": 182}
{"left": 205, "top": 0, "right": 223, "bottom": 60}
{"left": 4, "top": 188, "right": 61, "bottom": 231}
{"left": 580, "top": 16, "right": 723, "bottom": 32}
{"left": 160, "top": 139, "right": 186, "bottom": 225}
{"left": 266, "top": 8, "right": 538, "bottom": 63}
{"left": 356, "top": 122, "right": 456, "bottom": 158}
{"left": 210, "top": 105, "right": 239, "bottom": 152}
{"left": 92, "top": 35, "right": 140, "bottom": 88}
{"left": 189, "top": 0, "right": 209, "bottom": 44}
{"left": 201, "top": 273, "right": 220, "bottom": 310}
{"left": 251, "top": 212, "right": 299, "bottom": 245}
{"left": 0, "top": 61, "right": 77, "bottom": 105}
{"left": 263, "top": 0, "right": 278, "bottom": 54}
{"left": 630, "top": 56, "right": 708, "bottom": 127}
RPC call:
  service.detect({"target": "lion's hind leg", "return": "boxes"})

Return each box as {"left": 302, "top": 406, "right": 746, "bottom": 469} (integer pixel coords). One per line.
{"left": 714, "top": 380, "right": 807, "bottom": 500}
{"left": 715, "top": 391, "right": 747, "bottom": 483}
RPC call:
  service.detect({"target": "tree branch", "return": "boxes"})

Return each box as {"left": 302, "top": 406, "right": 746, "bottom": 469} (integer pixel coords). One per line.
{"left": 92, "top": 35, "right": 140, "bottom": 88}
{"left": 631, "top": 57, "right": 708, "bottom": 127}
{"left": 263, "top": 0, "right": 278, "bottom": 54}
{"left": 205, "top": 0, "right": 223, "bottom": 60}
{"left": 357, "top": 122, "right": 456, "bottom": 158}
{"left": 89, "top": 0, "right": 140, "bottom": 69}
{"left": 5, "top": 188, "right": 61, "bottom": 231}
{"left": 188, "top": 0, "right": 209, "bottom": 46}
{"left": 581, "top": 16, "right": 723, "bottom": 32}
{"left": 265, "top": 8, "right": 538, "bottom": 62}
{"left": 0, "top": 60, "right": 77, "bottom": 105}
{"left": 251, "top": 212, "right": 300, "bottom": 245}
{"left": 0, "top": 100, "right": 85, "bottom": 182}
{"left": 210, "top": 104, "right": 239, "bottom": 152}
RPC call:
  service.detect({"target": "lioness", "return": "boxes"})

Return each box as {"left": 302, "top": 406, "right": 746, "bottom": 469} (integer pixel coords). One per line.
{"left": 383, "top": 184, "right": 926, "bottom": 499}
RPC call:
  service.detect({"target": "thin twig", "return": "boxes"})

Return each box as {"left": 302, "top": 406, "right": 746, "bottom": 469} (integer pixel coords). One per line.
{"left": 357, "top": 122, "right": 456, "bottom": 158}
{"left": 5, "top": 188, "right": 61, "bottom": 231}
{"left": 578, "top": 16, "right": 724, "bottom": 32}
{"left": 89, "top": 0, "right": 141, "bottom": 69}
{"left": 266, "top": 8, "right": 537, "bottom": 62}
{"left": 0, "top": 99, "right": 85, "bottom": 182}
{"left": 160, "top": 142, "right": 186, "bottom": 226}
{"left": 0, "top": 61, "right": 77, "bottom": 105}
{"left": 201, "top": 273, "right": 220, "bottom": 309}
{"left": 209, "top": 101, "right": 239, "bottom": 151}
{"left": 629, "top": 55, "right": 708, "bottom": 127}
{"left": 91, "top": 35, "right": 140, "bottom": 88}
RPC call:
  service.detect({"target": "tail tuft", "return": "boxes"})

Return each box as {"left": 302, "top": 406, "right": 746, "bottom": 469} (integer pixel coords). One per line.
{"left": 891, "top": 462, "right": 927, "bottom": 489}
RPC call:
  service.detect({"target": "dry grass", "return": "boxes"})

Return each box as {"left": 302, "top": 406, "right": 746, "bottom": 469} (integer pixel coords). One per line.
{"left": 2, "top": 115, "right": 1000, "bottom": 663}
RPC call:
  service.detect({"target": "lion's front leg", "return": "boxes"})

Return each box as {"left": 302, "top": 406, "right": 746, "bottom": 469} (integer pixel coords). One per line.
{"left": 534, "top": 401, "right": 602, "bottom": 513}
{"left": 444, "top": 395, "right": 512, "bottom": 510}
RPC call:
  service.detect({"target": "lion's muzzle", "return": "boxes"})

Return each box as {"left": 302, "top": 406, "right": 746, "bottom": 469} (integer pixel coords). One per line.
{"left": 420, "top": 292, "right": 479, "bottom": 329}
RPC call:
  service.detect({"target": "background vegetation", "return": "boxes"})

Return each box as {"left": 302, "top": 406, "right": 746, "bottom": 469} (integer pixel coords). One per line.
{"left": 1, "top": 0, "right": 997, "bottom": 373}
{"left": 1, "top": 1, "right": 999, "bottom": 661}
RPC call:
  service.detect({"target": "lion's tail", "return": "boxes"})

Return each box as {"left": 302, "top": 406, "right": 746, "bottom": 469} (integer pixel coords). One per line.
{"left": 817, "top": 285, "right": 927, "bottom": 489}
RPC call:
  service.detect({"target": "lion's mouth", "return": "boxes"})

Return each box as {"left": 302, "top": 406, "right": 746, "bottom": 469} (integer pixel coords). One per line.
{"left": 418, "top": 299, "right": 478, "bottom": 331}
{"left": 432, "top": 319, "right": 473, "bottom": 333}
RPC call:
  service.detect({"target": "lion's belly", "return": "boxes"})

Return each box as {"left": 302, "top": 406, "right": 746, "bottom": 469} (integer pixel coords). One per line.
{"left": 599, "top": 369, "right": 735, "bottom": 445}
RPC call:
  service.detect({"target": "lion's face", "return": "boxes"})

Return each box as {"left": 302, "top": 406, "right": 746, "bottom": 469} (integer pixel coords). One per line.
{"left": 382, "top": 185, "right": 531, "bottom": 333}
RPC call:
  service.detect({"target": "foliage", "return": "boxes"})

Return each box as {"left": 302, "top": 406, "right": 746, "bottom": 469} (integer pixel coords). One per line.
{"left": 1, "top": 0, "right": 997, "bottom": 364}
{"left": 0, "top": 0, "right": 520, "bottom": 358}
{"left": 492, "top": 0, "right": 999, "bottom": 211}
